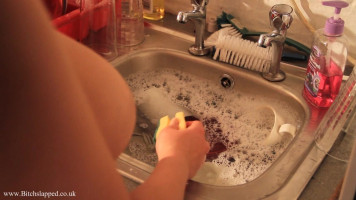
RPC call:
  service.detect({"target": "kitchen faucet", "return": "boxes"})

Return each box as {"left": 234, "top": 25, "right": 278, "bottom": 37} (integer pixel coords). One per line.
{"left": 258, "top": 4, "right": 293, "bottom": 82}
{"left": 177, "top": 0, "right": 210, "bottom": 56}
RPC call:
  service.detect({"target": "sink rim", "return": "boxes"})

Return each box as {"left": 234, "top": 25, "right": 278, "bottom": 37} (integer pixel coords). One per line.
{"left": 112, "top": 25, "right": 332, "bottom": 199}
{"left": 113, "top": 47, "right": 323, "bottom": 199}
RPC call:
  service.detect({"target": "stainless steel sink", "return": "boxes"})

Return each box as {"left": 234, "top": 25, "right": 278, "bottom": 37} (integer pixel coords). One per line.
{"left": 112, "top": 25, "right": 330, "bottom": 199}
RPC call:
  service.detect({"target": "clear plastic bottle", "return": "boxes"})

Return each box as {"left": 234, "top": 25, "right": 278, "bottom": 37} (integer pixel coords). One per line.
{"left": 303, "top": 1, "right": 349, "bottom": 108}
{"left": 142, "top": 0, "right": 164, "bottom": 20}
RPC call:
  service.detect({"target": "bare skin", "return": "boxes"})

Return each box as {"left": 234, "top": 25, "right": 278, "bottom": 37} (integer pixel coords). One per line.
{"left": 0, "top": 1, "right": 210, "bottom": 200}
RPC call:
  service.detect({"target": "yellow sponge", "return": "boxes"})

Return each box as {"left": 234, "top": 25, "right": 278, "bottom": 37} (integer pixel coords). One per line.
{"left": 153, "top": 115, "right": 170, "bottom": 142}
{"left": 175, "top": 112, "right": 186, "bottom": 130}
{"left": 153, "top": 112, "right": 186, "bottom": 142}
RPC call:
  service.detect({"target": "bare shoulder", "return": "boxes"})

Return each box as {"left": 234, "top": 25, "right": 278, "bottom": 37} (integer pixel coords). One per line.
{"left": 57, "top": 32, "right": 136, "bottom": 158}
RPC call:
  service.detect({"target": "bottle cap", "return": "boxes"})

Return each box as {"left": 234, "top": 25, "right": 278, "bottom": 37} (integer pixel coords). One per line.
{"left": 322, "top": 1, "right": 349, "bottom": 36}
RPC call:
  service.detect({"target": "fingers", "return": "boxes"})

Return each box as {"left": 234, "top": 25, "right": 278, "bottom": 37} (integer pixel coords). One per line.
{"left": 168, "top": 118, "right": 179, "bottom": 130}
{"left": 185, "top": 121, "right": 193, "bottom": 127}
{"left": 186, "top": 120, "right": 205, "bottom": 134}
{"left": 186, "top": 121, "right": 210, "bottom": 153}
{"left": 168, "top": 117, "right": 201, "bottom": 129}
{"left": 169, "top": 117, "right": 199, "bottom": 130}
{"left": 185, "top": 117, "right": 200, "bottom": 127}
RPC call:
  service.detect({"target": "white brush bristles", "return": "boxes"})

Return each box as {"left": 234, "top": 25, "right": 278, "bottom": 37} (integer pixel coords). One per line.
{"left": 209, "top": 27, "right": 272, "bottom": 73}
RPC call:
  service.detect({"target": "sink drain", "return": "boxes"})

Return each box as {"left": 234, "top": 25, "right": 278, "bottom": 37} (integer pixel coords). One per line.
{"left": 220, "top": 74, "right": 234, "bottom": 89}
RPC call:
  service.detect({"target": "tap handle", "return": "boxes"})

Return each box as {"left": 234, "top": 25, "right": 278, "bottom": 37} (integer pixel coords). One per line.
{"left": 191, "top": 0, "right": 208, "bottom": 7}
{"left": 269, "top": 4, "right": 293, "bottom": 32}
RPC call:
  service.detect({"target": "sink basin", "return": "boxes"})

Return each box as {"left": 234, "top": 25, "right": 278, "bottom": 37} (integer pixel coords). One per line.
{"left": 112, "top": 26, "right": 328, "bottom": 199}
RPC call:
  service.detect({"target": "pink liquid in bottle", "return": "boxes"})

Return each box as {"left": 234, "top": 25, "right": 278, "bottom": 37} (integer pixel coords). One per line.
{"left": 303, "top": 59, "right": 343, "bottom": 108}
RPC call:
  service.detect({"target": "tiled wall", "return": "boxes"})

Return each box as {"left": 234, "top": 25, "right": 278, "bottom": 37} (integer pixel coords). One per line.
{"left": 165, "top": 0, "right": 356, "bottom": 62}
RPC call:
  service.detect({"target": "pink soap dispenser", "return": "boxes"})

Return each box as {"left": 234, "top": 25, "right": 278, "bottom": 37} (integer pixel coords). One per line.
{"left": 303, "top": 1, "right": 349, "bottom": 108}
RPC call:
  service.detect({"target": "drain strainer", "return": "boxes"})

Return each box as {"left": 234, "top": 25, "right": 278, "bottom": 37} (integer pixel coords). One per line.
{"left": 220, "top": 74, "right": 235, "bottom": 89}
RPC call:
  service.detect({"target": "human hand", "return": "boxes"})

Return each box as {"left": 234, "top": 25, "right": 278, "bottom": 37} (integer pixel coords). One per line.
{"left": 155, "top": 118, "right": 210, "bottom": 179}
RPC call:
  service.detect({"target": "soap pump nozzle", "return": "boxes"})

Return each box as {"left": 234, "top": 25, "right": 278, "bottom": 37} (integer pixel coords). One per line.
{"left": 322, "top": 1, "right": 349, "bottom": 35}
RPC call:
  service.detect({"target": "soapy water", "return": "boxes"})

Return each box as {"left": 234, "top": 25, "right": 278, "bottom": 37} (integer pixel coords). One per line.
{"left": 124, "top": 68, "right": 303, "bottom": 185}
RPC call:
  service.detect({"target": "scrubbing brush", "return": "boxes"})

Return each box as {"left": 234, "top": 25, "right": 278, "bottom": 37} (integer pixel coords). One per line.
{"left": 207, "top": 11, "right": 310, "bottom": 73}
{"left": 217, "top": 12, "right": 311, "bottom": 55}
{"left": 207, "top": 27, "right": 272, "bottom": 73}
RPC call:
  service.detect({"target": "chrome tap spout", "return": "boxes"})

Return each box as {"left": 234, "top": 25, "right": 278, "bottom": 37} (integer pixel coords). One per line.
{"left": 176, "top": 0, "right": 210, "bottom": 56}
{"left": 258, "top": 4, "right": 293, "bottom": 82}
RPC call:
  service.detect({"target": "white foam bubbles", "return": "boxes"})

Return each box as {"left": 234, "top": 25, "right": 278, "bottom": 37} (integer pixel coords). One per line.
{"left": 124, "top": 68, "right": 302, "bottom": 185}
